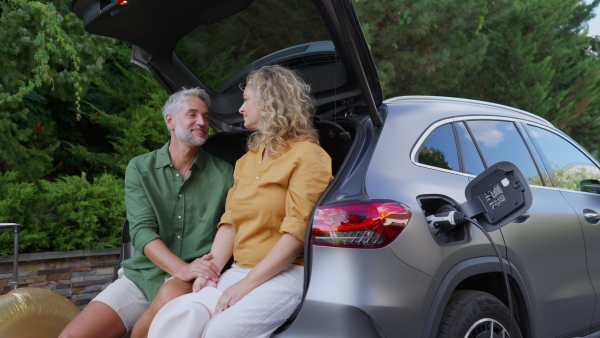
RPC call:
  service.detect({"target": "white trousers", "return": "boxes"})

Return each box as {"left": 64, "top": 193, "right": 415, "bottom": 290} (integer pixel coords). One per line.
{"left": 149, "top": 264, "right": 304, "bottom": 338}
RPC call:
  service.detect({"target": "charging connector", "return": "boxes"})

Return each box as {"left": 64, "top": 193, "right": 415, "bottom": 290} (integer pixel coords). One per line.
{"left": 426, "top": 210, "right": 466, "bottom": 232}
{"left": 426, "top": 204, "right": 467, "bottom": 233}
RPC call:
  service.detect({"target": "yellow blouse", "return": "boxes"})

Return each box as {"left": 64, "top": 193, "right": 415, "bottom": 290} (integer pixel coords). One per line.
{"left": 218, "top": 139, "right": 333, "bottom": 267}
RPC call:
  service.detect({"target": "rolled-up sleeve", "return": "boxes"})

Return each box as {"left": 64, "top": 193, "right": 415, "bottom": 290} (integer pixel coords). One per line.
{"left": 125, "top": 159, "right": 161, "bottom": 254}
{"left": 280, "top": 148, "right": 333, "bottom": 242}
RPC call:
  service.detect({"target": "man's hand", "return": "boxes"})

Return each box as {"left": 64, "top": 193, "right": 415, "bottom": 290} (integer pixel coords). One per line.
{"left": 176, "top": 253, "right": 220, "bottom": 282}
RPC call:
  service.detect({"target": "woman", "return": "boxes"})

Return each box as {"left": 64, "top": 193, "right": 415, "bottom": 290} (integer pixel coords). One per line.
{"left": 147, "top": 65, "right": 332, "bottom": 338}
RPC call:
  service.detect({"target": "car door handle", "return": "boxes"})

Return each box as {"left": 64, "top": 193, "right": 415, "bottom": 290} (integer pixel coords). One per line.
{"left": 583, "top": 212, "right": 600, "bottom": 224}
{"left": 513, "top": 212, "right": 530, "bottom": 223}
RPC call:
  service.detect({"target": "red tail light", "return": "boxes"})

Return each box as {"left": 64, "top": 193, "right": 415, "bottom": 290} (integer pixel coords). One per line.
{"left": 312, "top": 199, "right": 411, "bottom": 248}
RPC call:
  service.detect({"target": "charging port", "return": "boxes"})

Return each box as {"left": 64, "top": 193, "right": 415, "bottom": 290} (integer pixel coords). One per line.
{"left": 418, "top": 195, "right": 469, "bottom": 245}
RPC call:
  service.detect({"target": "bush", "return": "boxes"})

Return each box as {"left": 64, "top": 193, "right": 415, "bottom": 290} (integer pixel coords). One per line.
{"left": 0, "top": 171, "right": 125, "bottom": 256}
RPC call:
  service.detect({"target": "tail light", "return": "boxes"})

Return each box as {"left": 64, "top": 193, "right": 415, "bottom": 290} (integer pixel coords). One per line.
{"left": 312, "top": 199, "right": 411, "bottom": 248}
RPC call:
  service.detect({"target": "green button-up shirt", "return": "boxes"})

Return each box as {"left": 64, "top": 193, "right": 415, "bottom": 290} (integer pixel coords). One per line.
{"left": 121, "top": 142, "right": 233, "bottom": 301}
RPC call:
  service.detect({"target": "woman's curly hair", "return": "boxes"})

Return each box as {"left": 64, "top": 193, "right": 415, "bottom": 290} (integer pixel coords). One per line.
{"left": 245, "top": 65, "right": 319, "bottom": 156}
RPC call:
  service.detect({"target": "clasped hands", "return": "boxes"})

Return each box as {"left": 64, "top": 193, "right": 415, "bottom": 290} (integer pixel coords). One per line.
{"left": 178, "top": 253, "right": 219, "bottom": 287}
{"left": 189, "top": 255, "right": 254, "bottom": 313}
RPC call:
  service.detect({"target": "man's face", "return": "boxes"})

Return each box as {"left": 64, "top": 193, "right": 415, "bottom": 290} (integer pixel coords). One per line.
{"left": 169, "top": 96, "right": 209, "bottom": 146}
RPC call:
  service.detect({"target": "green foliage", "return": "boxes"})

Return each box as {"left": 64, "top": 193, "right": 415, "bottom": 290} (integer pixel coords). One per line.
{"left": 0, "top": 0, "right": 81, "bottom": 110}
{"left": 0, "top": 171, "right": 125, "bottom": 256}
{"left": 0, "top": 94, "right": 60, "bottom": 182}
{"left": 354, "top": 0, "right": 600, "bottom": 159}
{"left": 0, "top": 0, "right": 117, "bottom": 182}
{"left": 175, "top": 0, "right": 328, "bottom": 91}
{"left": 66, "top": 43, "right": 169, "bottom": 178}
{"left": 355, "top": 0, "right": 515, "bottom": 95}
{"left": 0, "top": 1, "right": 163, "bottom": 254}
{"left": 2, "top": 0, "right": 600, "bottom": 255}
{"left": 439, "top": 0, "right": 600, "bottom": 157}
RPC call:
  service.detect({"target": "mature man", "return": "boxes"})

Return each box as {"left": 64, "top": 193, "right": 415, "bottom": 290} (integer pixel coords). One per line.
{"left": 60, "top": 88, "right": 234, "bottom": 338}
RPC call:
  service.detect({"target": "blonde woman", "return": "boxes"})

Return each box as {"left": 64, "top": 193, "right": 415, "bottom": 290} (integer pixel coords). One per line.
{"left": 146, "top": 65, "right": 333, "bottom": 338}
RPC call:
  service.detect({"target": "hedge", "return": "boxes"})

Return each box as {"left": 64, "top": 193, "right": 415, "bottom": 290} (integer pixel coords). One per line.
{"left": 0, "top": 171, "right": 125, "bottom": 256}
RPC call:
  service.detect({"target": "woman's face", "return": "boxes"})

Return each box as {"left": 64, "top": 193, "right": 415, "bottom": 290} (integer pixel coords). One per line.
{"left": 239, "top": 87, "right": 260, "bottom": 130}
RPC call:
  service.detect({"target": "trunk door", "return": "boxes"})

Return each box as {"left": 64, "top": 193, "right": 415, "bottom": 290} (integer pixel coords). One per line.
{"left": 70, "top": 0, "right": 383, "bottom": 129}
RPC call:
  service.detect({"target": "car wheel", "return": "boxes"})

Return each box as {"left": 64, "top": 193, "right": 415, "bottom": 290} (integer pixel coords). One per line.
{"left": 437, "top": 290, "right": 522, "bottom": 338}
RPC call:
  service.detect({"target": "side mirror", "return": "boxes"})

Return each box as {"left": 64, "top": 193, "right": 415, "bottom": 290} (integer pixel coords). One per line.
{"left": 458, "top": 161, "right": 533, "bottom": 232}
{"left": 579, "top": 179, "right": 600, "bottom": 194}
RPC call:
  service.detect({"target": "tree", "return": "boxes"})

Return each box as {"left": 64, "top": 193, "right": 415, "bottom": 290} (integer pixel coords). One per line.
{"left": 66, "top": 44, "right": 168, "bottom": 179}
{"left": 354, "top": 0, "right": 515, "bottom": 96}
{"left": 354, "top": 0, "right": 600, "bottom": 158}
{"left": 0, "top": 0, "right": 116, "bottom": 181}
{"left": 442, "top": 0, "right": 600, "bottom": 158}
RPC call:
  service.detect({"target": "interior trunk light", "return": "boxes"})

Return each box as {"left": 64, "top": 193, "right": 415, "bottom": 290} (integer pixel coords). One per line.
{"left": 312, "top": 199, "right": 411, "bottom": 248}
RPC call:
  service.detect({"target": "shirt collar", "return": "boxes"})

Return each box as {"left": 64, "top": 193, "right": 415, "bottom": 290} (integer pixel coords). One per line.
{"left": 156, "top": 142, "right": 172, "bottom": 169}
{"left": 155, "top": 141, "right": 207, "bottom": 169}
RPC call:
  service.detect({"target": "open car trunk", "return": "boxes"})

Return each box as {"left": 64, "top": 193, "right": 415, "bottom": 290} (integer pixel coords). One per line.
{"left": 69, "top": 0, "right": 384, "bottom": 131}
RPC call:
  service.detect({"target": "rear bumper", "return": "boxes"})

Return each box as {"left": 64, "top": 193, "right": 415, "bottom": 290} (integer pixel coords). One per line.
{"left": 275, "top": 246, "right": 439, "bottom": 337}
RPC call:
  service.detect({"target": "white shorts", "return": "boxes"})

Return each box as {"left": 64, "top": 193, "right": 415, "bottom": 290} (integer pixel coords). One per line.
{"left": 91, "top": 268, "right": 150, "bottom": 332}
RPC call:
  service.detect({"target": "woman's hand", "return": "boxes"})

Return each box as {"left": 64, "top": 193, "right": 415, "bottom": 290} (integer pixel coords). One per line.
{"left": 192, "top": 276, "right": 217, "bottom": 292}
{"left": 215, "top": 279, "right": 255, "bottom": 313}
{"left": 212, "top": 233, "right": 304, "bottom": 312}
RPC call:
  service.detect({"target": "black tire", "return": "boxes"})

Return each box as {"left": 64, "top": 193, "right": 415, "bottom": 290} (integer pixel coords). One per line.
{"left": 437, "top": 290, "right": 522, "bottom": 338}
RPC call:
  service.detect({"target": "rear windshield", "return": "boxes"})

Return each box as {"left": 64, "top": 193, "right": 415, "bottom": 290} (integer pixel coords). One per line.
{"left": 175, "top": 0, "right": 334, "bottom": 93}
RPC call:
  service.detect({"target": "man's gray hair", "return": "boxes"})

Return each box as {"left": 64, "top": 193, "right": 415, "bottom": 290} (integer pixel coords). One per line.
{"left": 162, "top": 88, "right": 211, "bottom": 118}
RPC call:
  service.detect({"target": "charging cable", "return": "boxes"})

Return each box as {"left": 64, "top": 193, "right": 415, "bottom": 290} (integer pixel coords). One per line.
{"left": 466, "top": 216, "right": 514, "bottom": 337}
{"left": 427, "top": 209, "right": 515, "bottom": 337}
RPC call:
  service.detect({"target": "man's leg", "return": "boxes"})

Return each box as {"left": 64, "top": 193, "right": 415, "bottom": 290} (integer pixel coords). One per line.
{"left": 60, "top": 272, "right": 149, "bottom": 338}
{"left": 59, "top": 301, "right": 126, "bottom": 338}
{"left": 131, "top": 278, "right": 193, "bottom": 338}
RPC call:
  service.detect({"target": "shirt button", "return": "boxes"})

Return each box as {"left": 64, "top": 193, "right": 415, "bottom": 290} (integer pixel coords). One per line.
{"left": 178, "top": 216, "right": 182, "bottom": 219}
{"left": 258, "top": 161, "right": 262, "bottom": 164}
{"left": 176, "top": 174, "right": 180, "bottom": 177}
{"left": 256, "top": 176, "right": 259, "bottom": 179}
{"left": 178, "top": 194, "right": 183, "bottom": 198}
{"left": 177, "top": 235, "right": 181, "bottom": 239}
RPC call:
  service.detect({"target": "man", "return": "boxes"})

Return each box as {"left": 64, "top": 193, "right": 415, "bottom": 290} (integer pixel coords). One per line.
{"left": 60, "top": 88, "right": 234, "bottom": 338}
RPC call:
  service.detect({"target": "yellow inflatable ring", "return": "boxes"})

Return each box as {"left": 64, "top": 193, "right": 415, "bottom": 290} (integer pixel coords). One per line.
{"left": 0, "top": 287, "right": 80, "bottom": 338}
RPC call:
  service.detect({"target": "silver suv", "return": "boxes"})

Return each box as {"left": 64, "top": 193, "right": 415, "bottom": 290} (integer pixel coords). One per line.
{"left": 71, "top": 0, "right": 600, "bottom": 337}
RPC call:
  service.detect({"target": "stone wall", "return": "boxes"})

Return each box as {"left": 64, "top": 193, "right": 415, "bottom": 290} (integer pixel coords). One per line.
{"left": 0, "top": 248, "right": 120, "bottom": 309}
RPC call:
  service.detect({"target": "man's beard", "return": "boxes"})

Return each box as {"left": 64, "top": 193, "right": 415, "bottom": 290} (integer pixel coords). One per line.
{"left": 175, "top": 123, "right": 207, "bottom": 146}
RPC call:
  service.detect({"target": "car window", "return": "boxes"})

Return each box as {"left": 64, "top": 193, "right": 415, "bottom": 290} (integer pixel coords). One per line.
{"left": 466, "top": 120, "right": 542, "bottom": 185}
{"left": 528, "top": 125, "right": 600, "bottom": 192}
{"left": 174, "top": 0, "right": 334, "bottom": 92}
{"left": 417, "top": 123, "right": 460, "bottom": 171}
{"left": 456, "top": 122, "right": 485, "bottom": 176}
